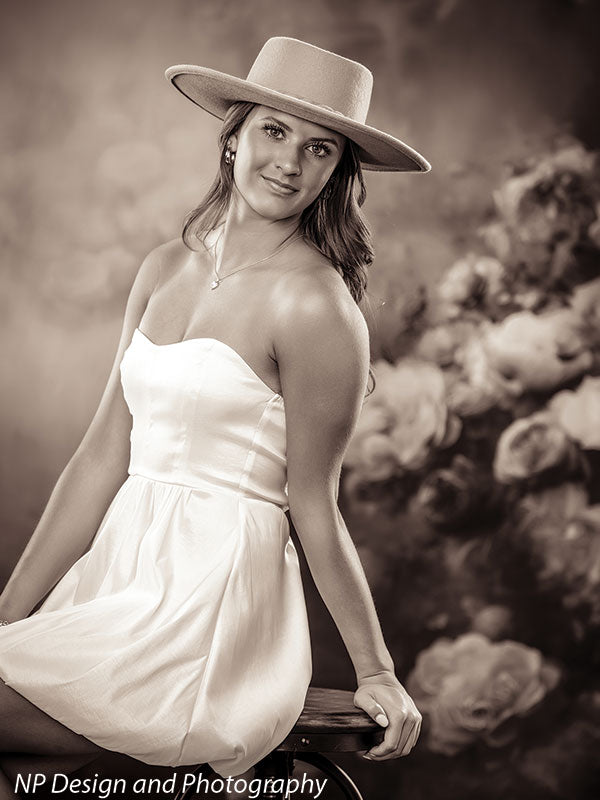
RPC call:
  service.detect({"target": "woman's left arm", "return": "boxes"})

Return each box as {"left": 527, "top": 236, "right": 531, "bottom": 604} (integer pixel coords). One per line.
{"left": 272, "top": 270, "right": 422, "bottom": 761}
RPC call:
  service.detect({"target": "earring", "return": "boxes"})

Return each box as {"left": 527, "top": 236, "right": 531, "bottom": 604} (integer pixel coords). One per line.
{"left": 225, "top": 147, "right": 236, "bottom": 166}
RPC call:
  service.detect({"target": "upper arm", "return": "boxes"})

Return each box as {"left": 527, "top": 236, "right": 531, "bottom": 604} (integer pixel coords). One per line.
{"left": 273, "top": 269, "right": 370, "bottom": 517}
{"left": 74, "top": 239, "right": 178, "bottom": 464}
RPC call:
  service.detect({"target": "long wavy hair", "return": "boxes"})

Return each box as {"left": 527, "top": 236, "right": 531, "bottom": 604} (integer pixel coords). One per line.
{"left": 182, "top": 101, "right": 377, "bottom": 397}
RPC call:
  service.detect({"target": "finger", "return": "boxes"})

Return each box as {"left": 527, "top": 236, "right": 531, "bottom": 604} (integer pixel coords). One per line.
{"left": 365, "top": 718, "right": 403, "bottom": 758}
{"left": 400, "top": 718, "right": 420, "bottom": 756}
{"left": 393, "top": 713, "right": 412, "bottom": 756}
{"left": 354, "top": 694, "right": 389, "bottom": 728}
{"left": 368, "top": 713, "right": 420, "bottom": 760}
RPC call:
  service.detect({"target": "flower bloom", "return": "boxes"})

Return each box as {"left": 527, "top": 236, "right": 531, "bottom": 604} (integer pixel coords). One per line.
{"left": 415, "top": 455, "right": 488, "bottom": 529}
{"left": 483, "top": 310, "right": 593, "bottom": 395}
{"left": 493, "top": 413, "right": 581, "bottom": 485}
{"left": 343, "top": 358, "right": 461, "bottom": 482}
{"left": 406, "top": 632, "right": 560, "bottom": 755}
{"left": 436, "top": 254, "right": 507, "bottom": 319}
{"left": 515, "top": 485, "right": 600, "bottom": 623}
{"left": 547, "top": 376, "right": 600, "bottom": 449}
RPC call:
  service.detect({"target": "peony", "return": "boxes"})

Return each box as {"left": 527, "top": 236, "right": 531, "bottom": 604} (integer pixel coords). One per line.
{"left": 493, "top": 413, "right": 581, "bottom": 486}
{"left": 547, "top": 376, "right": 600, "bottom": 449}
{"left": 445, "top": 326, "right": 522, "bottom": 415}
{"left": 560, "top": 506, "right": 600, "bottom": 620}
{"left": 416, "top": 320, "right": 480, "bottom": 368}
{"left": 480, "top": 142, "right": 599, "bottom": 289}
{"left": 343, "top": 359, "right": 461, "bottom": 482}
{"left": 570, "top": 276, "right": 600, "bottom": 330}
{"left": 406, "top": 632, "right": 561, "bottom": 755}
{"left": 515, "top": 487, "right": 600, "bottom": 622}
{"left": 492, "top": 143, "right": 597, "bottom": 247}
{"left": 483, "top": 310, "right": 593, "bottom": 395}
{"left": 376, "top": 359, "right": 461, "bottom": 470}
{"left": 415, "top": 455, "right": 489, "bottom": 529}
{"left": 516, "top": 482, "right": 589, "bottom": 528}
{"left": 436, "top": 253, "right": 508, "bottom": 320}
{"left": 342, "top": 404, "right": 398, "bottom": 482}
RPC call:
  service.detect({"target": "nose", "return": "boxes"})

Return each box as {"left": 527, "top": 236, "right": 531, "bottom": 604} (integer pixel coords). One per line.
{"left": 276, "top": 144, "right": 302, "bottom": 176}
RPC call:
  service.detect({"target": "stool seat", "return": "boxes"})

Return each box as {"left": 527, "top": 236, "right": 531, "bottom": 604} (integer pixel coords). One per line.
{"left": 277, "top": 687, "right": 385, "bottom": 752}
{"left": 175, "top": 688, "right": 386, "bottom": 800}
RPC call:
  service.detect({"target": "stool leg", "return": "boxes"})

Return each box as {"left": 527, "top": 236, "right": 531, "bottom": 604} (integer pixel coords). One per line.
{"left": 253, "top": 751, "right": 294, "bottom": 800}
{"left": 294, "top": 753, "right": 364, "bottom": 800}
{"left": 173, "top": 764, "right": 228, "bottom": 800}
{"left": 173, "top": 765, "right": 201, "bottom": 800}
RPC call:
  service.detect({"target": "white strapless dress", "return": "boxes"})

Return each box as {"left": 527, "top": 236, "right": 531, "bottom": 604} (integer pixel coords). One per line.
{"left": 0, "top": 327, "right": 312, "bottom": 777}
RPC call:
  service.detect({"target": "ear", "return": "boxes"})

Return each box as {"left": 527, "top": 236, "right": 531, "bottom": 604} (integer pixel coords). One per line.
{"left": 227, "top": 134, "right": 238, "bottom": 152}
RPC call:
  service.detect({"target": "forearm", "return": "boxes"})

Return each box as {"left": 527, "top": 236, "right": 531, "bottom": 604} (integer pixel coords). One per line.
{"left": 291, "top": 500, "right": 395, "bottom": 683}
{"left": 0, "top": 450, "right": 128, "bottom": 621}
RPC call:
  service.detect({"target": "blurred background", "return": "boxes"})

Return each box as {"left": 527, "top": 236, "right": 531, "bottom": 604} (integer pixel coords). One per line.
{"left": 2, "top": 0, "right": 600, "bottom": 798}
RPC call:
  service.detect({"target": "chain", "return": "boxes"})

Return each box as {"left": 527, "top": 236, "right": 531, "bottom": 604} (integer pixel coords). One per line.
{"left": 203, "top": 226, "right": 304, "bottom": 290}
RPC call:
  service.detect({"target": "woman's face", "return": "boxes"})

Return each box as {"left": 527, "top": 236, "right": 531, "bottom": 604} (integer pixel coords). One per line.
{"left": 227, "top": 104, "right": 346, "bottom": 221}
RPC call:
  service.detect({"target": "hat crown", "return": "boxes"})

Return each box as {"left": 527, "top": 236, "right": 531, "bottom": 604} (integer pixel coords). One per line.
{"left": 245, "top": 37, "right": 373, "bottom": 124}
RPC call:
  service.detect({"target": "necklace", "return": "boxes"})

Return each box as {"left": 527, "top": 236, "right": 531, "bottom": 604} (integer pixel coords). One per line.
{"left": 206, "top": 228, "right": 304, "bottom": 290}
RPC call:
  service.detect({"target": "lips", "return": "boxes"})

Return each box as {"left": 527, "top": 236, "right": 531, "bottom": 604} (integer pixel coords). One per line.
{"left": 262, "top": 176, "right": 298, "bottom": 194}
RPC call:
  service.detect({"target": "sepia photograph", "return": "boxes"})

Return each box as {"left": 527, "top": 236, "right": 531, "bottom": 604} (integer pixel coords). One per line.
{"left": 1, "top": 1, "right": 599, "bottom": 798}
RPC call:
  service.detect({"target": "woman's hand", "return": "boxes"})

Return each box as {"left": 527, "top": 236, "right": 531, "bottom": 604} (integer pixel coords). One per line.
{"left": 354, "top": 673, "right": 422, "bottom": 760}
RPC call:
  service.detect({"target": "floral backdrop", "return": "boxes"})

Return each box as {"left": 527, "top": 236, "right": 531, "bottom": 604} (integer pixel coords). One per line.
{"left": 2, "top": 1, "right": 600, "bottom": 799}
{"left": 339, "top": 138, "right": 600, "bottom": 799}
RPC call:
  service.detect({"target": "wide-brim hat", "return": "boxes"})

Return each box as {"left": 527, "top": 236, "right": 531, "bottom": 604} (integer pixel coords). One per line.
{"left": 166, "top": 37, "right": 431, "bottom": 173}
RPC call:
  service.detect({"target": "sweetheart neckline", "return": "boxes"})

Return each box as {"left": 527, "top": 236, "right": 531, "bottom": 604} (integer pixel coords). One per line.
{"left": 134, "top": 327, "right": 283, "bottom": 401}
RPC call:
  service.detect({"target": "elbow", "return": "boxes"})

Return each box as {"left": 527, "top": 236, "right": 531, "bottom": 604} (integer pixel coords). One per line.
{"left": 287, "top": 482, "right": 339, "bottom": 530}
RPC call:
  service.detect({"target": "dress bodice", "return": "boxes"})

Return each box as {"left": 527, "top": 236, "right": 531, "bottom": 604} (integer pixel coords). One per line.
{"left": 120, "top": 327, "right": 289, "bottom": 510}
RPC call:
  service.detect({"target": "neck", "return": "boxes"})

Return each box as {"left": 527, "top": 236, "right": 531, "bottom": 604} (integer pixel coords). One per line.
{"left": 209, "top": 198, "right": 302, "bottom": 273}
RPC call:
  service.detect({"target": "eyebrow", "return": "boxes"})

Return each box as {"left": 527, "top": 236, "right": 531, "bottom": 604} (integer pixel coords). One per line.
{"left": 259, "top": 115, "right": 341, "bottom": 148}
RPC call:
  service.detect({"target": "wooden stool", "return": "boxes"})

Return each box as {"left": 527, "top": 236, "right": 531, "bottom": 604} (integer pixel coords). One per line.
{"left": 175, "top": 688, "right": 385, "bottom": 800}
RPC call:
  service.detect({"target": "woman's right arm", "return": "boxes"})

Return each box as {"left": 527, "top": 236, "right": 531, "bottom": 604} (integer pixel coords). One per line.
{"left": 0, "top": 242, "right": 171, "bottom": 623}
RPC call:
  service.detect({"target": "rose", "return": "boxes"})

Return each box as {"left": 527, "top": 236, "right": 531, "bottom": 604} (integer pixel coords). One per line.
{"left": 436, "top": 254, "right": 508, "bottom": 320}
{"left": 343, "top": 359, "right": 461, "bottom": 482}
{"left": 406, "top": 632, "right": 560, "bottom": 755}
{"left": 570, "top": 276, "right": 600, "bottom": 336}
{"left": 377, "top": 358, "right": 461, "bottom": 470}
{"left": 493, "top": 413, "right": 581, "bottom": 486}
{"left": 416, "top": 320, "right": 480, "bottom": 368}
{"left": 516, "top": 482, "right": 589, "bottom": 531}
{"left": 492, "top": 144, "right": 596, "bottom": 244}
{"left": 342, "top": 404, "right": 398, "bottom": 482}
{"left": 417, "top": 320, "right": 523, "bottom": 416}
{"left": 516, "top": 487, "right": 600, "bottom": 621}
{"left": 415, "top": 455, "right": 489, "bottom": 529}
{"left": 445, "top": 326, "right": 522, "bottom": 415}
{"left": 481, "top": 142, "right": 598, "bottom": 289}
{"left": 483, "top": 310, "right": 593, "bottom": 395}
{"left": 437, "top": 256, "right": 486, "bottom": 318}
{"left": 560, "top": 506, "right": 600, "bottom": 621}
{"left": 547, "top": 376, "right": 600, "bottom": 449}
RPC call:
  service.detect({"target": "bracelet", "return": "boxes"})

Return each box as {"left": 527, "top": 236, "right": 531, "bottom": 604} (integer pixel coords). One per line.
{"left": 0, "top": 619, "right": 10, "bottom": 626}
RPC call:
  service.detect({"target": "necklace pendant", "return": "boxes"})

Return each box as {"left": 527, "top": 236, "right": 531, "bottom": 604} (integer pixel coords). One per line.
{"left": 210, "top": 279, "right": 220, "bottom": 290}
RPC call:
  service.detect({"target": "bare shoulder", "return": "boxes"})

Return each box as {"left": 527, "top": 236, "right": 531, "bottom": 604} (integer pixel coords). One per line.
{"left": 270, "top": 258, "right": 371, "bottom": 435}
{"left": 141, "top": 236, "right": 190, "bottom": 285}
{"left": 270, "top": 258, "right": 371, "bottom": 509}
{"left": 271, "top": 258, "right": 370, "bottom": 360}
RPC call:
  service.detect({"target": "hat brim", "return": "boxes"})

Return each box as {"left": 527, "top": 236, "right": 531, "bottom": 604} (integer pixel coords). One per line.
{"left": 165, "top": 65, "right": 431, "bottom": 173}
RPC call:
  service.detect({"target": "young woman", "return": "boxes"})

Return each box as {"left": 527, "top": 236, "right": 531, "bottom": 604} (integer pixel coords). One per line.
{"left": 0, "top": 37, "right": 430, "bottom": 796}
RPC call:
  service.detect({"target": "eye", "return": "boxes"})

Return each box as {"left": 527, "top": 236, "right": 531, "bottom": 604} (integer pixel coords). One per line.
{"left": 262, "top": 123, "right": 285, "bottom": 139}
{"left": 308, "top": 142, "right": 332, "bottom": 159}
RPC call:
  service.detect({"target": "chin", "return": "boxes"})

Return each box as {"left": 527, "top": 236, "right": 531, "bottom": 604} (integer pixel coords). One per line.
{"left": 251, "top": 197, "right": 301, "bottom": 220}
